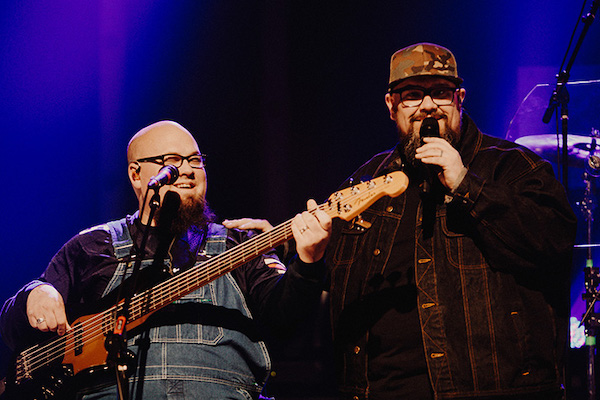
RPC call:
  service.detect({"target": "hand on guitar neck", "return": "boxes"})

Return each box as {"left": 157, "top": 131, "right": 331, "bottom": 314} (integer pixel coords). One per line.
{"left": 223, "top": 198, "right": 332, "bottom": 264}
{"left": 26, "top": 284, "right": 71, "bottom": 336}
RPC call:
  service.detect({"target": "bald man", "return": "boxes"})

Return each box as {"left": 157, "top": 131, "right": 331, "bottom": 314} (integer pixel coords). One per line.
{"left": 0, "top": 121, "right": 331, "bottom": 399}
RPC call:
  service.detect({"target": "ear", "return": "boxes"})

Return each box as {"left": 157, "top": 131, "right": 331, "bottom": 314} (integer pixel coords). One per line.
{"left": 457, "top": 88, "right": 466, "bottom": 108}
{"left": 384, "top": 93, "right": 397, "bottom": 121}
{"left": 128, "top": 162, "right": 142, "bottom": 190}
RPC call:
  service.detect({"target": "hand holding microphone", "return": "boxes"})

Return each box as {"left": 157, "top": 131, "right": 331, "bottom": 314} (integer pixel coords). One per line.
{"left": 415, "top": 118, "right": 467, "bottom": 191}
{"left": 419, "top": 118, "right": 440, "bottom": 193}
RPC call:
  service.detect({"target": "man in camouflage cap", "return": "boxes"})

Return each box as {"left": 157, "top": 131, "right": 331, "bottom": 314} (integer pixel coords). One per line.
{"left": 325, "top": 42, "right": 575, "bottom": 399}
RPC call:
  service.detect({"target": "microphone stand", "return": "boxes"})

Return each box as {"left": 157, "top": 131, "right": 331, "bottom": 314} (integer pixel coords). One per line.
{"left": 105, "top": 188, "right": 162, "bottom": 400}
{"left": 579, "top": 167, "right": 599, "bottom": 400}
{"left": 542, "top": 0, "right": 600, "bottom": 193}
{"left": 542, "top": 3, "right": 600, "bottom": 399}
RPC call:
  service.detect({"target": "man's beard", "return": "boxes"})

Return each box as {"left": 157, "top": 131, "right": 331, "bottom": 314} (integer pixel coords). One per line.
{"left": 155, "top": 191, "right": 215, "bottom": 237}
{"left": 398, "top": 113, "right": 460, "bottom": 167}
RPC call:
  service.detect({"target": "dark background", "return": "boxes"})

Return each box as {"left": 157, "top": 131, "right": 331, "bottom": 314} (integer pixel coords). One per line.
{"left": 1, "top": 1, "right": 600, "bottom": 398}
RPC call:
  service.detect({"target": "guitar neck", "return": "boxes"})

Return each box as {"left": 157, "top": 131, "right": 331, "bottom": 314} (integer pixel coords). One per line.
{"left": 127, "top": 216, "right": 296, "bottom": 320}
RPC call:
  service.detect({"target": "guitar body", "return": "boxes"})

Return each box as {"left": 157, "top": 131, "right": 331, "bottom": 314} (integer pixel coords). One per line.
{"left": 3, "top": 311, "right": 141, "bottom": 400}
{"left": 3, "top": 361, "right": 76, "bottom": 400}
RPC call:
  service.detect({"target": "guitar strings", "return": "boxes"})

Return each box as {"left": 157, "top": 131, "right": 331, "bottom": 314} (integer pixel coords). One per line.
{"left": 18, "top": 188, "right": 354, "bottom": 375}
{"left": 17, "top": 175, "right": 399, "bottom": 379}
{"left": 19, "top": 211, "right": 300, "bottom": 376}
{"left": 19, "top": 213, "right": 299, "bottom": 377}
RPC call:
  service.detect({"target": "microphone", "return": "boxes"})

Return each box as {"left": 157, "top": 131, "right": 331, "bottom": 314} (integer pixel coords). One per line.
{"left": 420, "top": 117, "right": 440, "bottom": 142}
{"left": 420, "top": 117, "right": 439, "bottom": 193}
{"left": 148, "top": 165, "right": 179, "bottom": 189}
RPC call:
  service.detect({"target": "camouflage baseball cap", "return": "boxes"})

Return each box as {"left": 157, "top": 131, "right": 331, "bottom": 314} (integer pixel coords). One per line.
{"left": 388, "top": 42, "right": 463, "bottom": 89}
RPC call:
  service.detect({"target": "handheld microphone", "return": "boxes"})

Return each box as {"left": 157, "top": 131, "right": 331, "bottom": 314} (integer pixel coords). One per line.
{"left": 148, "top": 165, "right": 179, "bottom": 189}
{"left": 420, "top": 118, "right": 440, "bottom": 193}
{"left": 420, "top": 117, "right": 440, "bottom": 142}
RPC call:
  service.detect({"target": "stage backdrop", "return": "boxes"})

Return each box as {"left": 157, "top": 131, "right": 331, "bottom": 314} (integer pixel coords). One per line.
{"left": 1, "top": 1, "right": 599, "bottom": 397}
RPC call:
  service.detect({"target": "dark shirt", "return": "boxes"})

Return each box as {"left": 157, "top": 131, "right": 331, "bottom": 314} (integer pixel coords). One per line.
{"left": 367, "top": 183, "right": 433, "bottom": 400}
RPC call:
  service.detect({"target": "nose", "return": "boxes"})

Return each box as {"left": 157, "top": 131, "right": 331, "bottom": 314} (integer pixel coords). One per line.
{"left": 177, "top": 159, "right": 195, "bottom": 176}
{"left": 419, "top": 94, "right": 438, "bottom": 112}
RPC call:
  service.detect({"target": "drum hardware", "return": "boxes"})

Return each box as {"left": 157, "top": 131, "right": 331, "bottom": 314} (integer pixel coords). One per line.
{"left": 576, "top": 125, "right": 600, "bottom": 400}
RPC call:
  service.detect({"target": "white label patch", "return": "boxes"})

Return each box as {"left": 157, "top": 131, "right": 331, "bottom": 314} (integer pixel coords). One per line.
{"left": 264, "top": 257, "right": 286, "bottom": 274}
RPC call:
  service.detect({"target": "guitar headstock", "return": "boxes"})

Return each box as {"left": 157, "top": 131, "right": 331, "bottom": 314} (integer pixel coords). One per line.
{"left": 322, "top": 171, "right": 409, "bottom": 221}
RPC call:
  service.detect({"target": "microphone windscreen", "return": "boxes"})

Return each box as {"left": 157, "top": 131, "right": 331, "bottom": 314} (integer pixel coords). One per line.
{"left": 420, "top": 117, "right": 440, "bottom": 139}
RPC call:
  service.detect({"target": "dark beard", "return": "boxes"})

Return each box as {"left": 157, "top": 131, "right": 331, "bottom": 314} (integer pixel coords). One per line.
{"left": 398, "top": 114, "right": 460, "bottom": 167}
{"left": 155, "top": 191, "right": 215, "bottom": 237}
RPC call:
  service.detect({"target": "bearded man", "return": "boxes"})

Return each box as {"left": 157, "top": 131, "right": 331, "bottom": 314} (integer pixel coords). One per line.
{"left": 0, "top": 121, "right": 331, "bottom": 399}
{"left": 326, "top": 43, "right": 576, "bottom": 399}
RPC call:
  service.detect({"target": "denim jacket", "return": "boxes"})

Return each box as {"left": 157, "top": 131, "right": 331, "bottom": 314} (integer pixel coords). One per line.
{"left": 327, "top": 114, "right": 577, "bottom": 399}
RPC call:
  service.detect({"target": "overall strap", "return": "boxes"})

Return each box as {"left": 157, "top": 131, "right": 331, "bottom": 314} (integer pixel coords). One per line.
{"left": 106, "top": 217, "right": 134, "bottom": 259}
{"left": 204, "top": 223, "right": 227, "bottom": 256}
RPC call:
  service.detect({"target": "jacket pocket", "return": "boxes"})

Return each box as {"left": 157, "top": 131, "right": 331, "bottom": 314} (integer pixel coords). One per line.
{"left": 440, "top": 215, "right": 486, "bottom": 269}
{"left": 332, "top": 212, "right": 376, "bottom": 265}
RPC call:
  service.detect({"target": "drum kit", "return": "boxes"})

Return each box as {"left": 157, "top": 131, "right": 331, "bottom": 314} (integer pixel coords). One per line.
{"left": 506, "top": 79, "right": 600, "bottom": 213}
{"left": 506, "top": 79, "right": 600, "bottom": 396}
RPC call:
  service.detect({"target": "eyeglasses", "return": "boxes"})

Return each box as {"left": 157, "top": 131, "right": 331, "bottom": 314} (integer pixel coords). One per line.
{"left": 389, "top": 86, "right": 459, "bottom": 108}
{"left": 136, "top": 153, "right": 206, "bottom": 169}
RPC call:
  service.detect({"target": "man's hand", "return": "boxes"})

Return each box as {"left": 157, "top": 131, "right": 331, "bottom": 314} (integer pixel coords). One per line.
{"left": 26, "top": 284, "right": 71, "bottom": 336}
{"left": 222, "top": 218, "right": 274, "bottom": 232}
{"left": 224, "top": 199, "right": 332, "bottom": 263}
{"left": 416, "top": 137, "right": 468, "bottom": 191}
{"left": 291, "top": 199, "right": 332, "bottom": 263}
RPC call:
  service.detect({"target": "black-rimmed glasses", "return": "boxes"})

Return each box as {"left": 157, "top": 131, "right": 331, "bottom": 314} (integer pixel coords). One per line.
{"left": 389, "top": 86, "right": 459, "bottom": 108}
{"left": 136, "top": 153, "right": 206, "bottom": 169}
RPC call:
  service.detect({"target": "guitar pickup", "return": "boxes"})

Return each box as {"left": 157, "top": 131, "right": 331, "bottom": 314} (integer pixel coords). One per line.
{"left": 73, "top": 322, "right": 83, "bottom": 356}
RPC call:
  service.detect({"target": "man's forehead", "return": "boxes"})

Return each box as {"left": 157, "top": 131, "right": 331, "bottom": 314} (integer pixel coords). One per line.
{"left": 129, "top": 124, "right": 200, "bottom": 160}
{"left": 391, "top": 76, "right": 457, "bottom": 90}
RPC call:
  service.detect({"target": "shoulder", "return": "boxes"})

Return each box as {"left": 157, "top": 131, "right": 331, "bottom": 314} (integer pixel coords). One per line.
{"left": 478, "top": 133, "right": 548, "bottom": 168}
{"left": 63, "top": 216, "right": 130, "bottom": 257}
{"left": 471, "top": 133, "right": 558, "bottom": 185}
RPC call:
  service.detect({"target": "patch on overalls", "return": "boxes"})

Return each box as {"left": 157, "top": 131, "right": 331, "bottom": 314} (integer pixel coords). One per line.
{"left": 264, "top": 257, "right": 286, "bottom": 274}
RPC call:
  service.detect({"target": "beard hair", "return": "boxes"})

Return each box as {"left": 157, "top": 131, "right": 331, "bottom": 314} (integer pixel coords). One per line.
{"left": 398, "top": 113, "right": 460, "bottom": 167}
{"left": 155, "top": 192, "right": 215, "bottom": 237}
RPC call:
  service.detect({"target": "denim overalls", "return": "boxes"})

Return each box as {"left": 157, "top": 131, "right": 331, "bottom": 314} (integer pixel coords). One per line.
{"left": 82, "top": 217, "right": 271, "bottom": 399}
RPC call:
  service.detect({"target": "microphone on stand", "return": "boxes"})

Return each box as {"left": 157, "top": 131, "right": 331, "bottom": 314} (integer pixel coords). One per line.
{"left": 148, "top": 165, "right": 179, "bottom": 189}
{"left": 420, "top": 117, "right": 440, "bottom": 193}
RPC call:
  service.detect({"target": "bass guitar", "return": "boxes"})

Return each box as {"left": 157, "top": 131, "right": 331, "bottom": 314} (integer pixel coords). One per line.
{"left": 3, "top": 171, "right": 409, "bottom": 399}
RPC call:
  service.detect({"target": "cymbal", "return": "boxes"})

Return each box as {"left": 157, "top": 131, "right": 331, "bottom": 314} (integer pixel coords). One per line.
{"left": 506, "top": 80, "right": 600, "bottom": 146}
{"left": 515, "top": 134, "right": 595, "bottom": 166}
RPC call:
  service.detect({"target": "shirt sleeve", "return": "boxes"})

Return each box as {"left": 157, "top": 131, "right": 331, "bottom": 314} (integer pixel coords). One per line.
{"left": 0, "top": 228, "right": 113, "bottom": 352}
{"left": 0, "top": 280, "right": 48, "bottom": 351}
